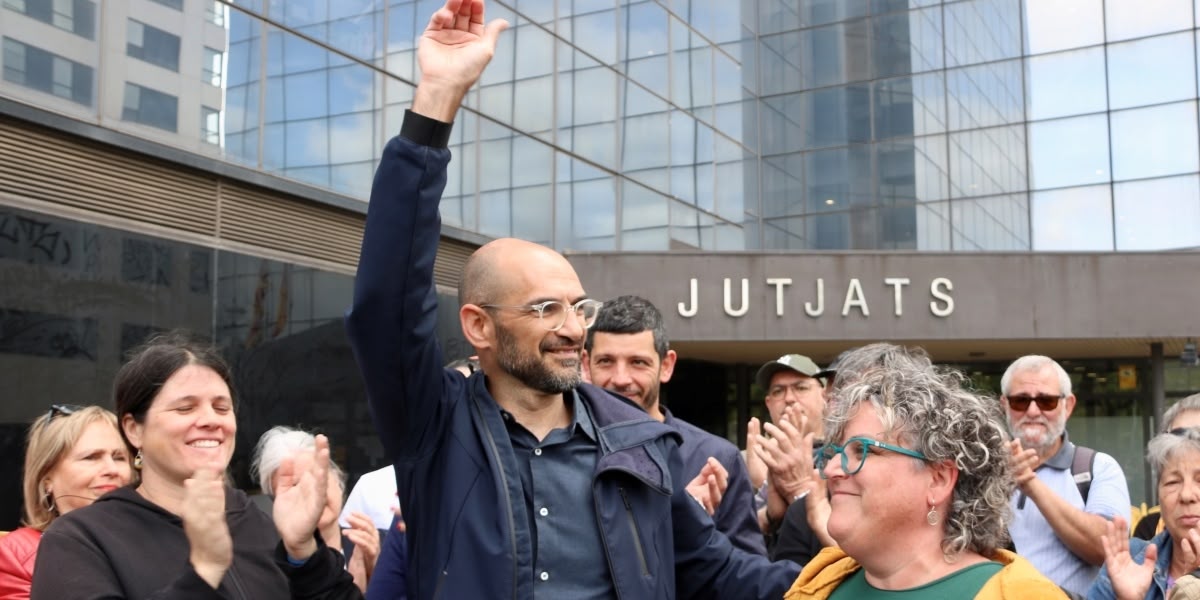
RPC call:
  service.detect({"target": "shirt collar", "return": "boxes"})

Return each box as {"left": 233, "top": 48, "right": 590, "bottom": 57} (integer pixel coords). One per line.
{"left": 571, "top": 389, "right": 599, "bottom": 442}
{"left": 1040, "top": 431, "right": 1075, "bottom": 470}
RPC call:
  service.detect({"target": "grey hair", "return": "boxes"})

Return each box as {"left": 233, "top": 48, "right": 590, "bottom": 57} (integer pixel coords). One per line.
{"left": 1148, "top": 428, "right": 1200, "bottom": 483}
{"left": 828, "top": 343, "right": 932, "bottom": 393}
{"left": 1163, "top": 393, "right": 1200, "bottom": 432}
{"left": 250, "top": 426, "right": 346, "bottom": 496}
{"left": 1000, "top": 355, "right": 1071, "bottom": 397}
{"left": 825, "top": 346, "right": 1014, "bottom": 559}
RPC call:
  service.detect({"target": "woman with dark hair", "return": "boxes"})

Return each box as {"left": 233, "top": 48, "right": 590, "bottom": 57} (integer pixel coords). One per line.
{"left": 31, "top": 332, "right": 361, "bottom": 599}
{"left": 0, "top": 405, "right": 130, "bottom": 599}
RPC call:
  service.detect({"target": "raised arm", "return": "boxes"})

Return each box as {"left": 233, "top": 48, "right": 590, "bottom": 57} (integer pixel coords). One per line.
{"left": 346, "top": 0, "right": 508, "bottom": 462}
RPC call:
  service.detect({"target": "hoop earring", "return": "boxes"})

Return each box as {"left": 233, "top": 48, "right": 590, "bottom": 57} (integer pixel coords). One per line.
{"left": 926, "top": 505, "right": 939, "bottom": 526}
{"left": 42, "top": 488, "right": 55, "bottom": 514}
{"left": 133, "top": 450, "right": 143, "bottom": 470}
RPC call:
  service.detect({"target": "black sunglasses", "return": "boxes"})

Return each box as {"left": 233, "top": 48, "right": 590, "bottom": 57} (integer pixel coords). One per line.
{"left": 1005, "top": 394, "right": 1063, "bottom": 412}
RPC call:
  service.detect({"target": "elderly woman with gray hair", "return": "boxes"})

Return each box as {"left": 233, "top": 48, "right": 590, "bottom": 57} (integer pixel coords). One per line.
{"left": 252, "top": 426, "right": 381, "bottom": 593}
{"left": 1091, "top": 428, "right": 1200, "bottom": 600}
{"left": 784, "top": 345, "right": 1066, "bottom": 599}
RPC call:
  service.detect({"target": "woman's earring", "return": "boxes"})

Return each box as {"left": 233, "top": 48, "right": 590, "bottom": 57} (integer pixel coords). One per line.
{"left": 133, "top": 449, "right": 143, "bottom": 470}
{"left": 926, "top": 505, "right": 939, "bottom": 526}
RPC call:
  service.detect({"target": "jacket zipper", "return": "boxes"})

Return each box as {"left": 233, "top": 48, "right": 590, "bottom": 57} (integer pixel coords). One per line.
{"left": 226, "top": 562, "right": 248, "bottom": 600}
{"left": 618, "top": 487, "right": 651, "bottom": 577}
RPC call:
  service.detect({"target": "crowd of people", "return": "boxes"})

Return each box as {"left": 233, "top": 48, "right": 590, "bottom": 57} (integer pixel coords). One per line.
{"left": 1, "top": 1, "right": 1194, "bottom": 599}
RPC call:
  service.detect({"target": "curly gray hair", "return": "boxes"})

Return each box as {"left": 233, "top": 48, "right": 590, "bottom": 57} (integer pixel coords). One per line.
{"left": 1148, "top": 427, "right": 1200, "bottom": 483}
{"left": 825, "top": 345, "right": 1014, "bottom": 559}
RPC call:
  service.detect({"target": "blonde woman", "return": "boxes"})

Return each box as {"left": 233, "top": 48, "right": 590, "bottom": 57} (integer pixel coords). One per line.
{"left": 0, "top": 405, "right": 131, "bottom": 599}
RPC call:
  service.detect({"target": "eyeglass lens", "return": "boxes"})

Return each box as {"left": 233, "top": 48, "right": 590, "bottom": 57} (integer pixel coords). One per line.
{"left": 1006, "top": 394, "right": 1060, "bottom": 411}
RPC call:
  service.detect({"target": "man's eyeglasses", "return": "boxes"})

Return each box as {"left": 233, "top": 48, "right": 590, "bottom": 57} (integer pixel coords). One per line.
{"left": 1005, "top": 394, "right": 1063, "bottom": 412}
{"left": 816, "top": 436, "right": 928, "bottom": 479}
{"left": 480, "top": 299, "right": 603, "bottom": 332}
{"left": 767, "top": 381, "right": 820, "bottom": 400}
{"left": 46, "top": 404, "right": 84, "bottom": 425}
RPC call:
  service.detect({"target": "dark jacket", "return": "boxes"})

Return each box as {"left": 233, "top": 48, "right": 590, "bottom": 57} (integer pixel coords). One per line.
{"left": 346, "top": 117, "right": 799, "bottom": 600}
{"left": 31, "top": 486, "right": 359, "bottom": 600}
{"left": 663, "top": 409, "right": 766, "bottom": 556}
{"left": 364, "top": 515, "right": 406, "bottom": 600}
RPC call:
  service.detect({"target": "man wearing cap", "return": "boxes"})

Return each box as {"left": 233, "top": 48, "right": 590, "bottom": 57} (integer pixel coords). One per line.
{"left": 747, "top": 354, "right": 832, "bottom": 563}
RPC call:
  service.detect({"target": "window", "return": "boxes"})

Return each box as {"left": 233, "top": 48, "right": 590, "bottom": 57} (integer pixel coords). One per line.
{"left": 126, "top": 19, "right": 181, "bottom": 71}
{"left": 148, "top": 0, "right": 182, "bottom": 9}
{"left": 2, "top": 37, "right": 94, "bottom": 105}
{"left": 204, "top": 0, "right": 226, "bottom": 26}
{"left": 203, "top": 47, "right": 223, "bottom": 86}
{"left": 2, "top": 0, "right": 96, "bottom": 39}
{"left": 201, "top": 106, "right": 221, "bottom": 144}
{"left": 122, "top": 82, "right": 178, "bottom": 131}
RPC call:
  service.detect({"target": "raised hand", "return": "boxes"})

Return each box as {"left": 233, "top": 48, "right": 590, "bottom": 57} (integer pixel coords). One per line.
{"left": 414, "top": 0, "right": 510, "bottom": 121}
{"left": 273, "top": 434, "right": 333, "bottom": 561}
{"left": 182, "top": 468, "right": 232, "bottom": 589}
{"left": 1101, "top": 516, "right": 1155, "bottom": 600}
{"left": 1008, "top": 439, "right": 1039, "bottom": 489}
{"left": 745, "top": 417, "right": 768, "bottom": 493}
{"left": 686, "top": 457, "right": 729, "bottom": 516}
{"left": 344, "top": 511, "right": 381, "bottom": 593}
{"left": 756, "top": 407, "right": 816, "bottom": 502}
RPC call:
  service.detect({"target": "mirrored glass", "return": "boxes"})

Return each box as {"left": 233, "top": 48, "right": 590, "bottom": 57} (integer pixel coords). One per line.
{"left": 878, "top": 136, "right": 949, "bottom": 204}
{"left": 800, "top": 19, "right": 870, "bottom": 89}
{"left": 874, "top": 72, "right": 946, "bottom": 139}
{"left": 804, "top": 84, "right": 871, "bottom": 149}
{"left": 556, "top": 155, "right": 617, "bottom": 250}
{"left": 915, "top": 201, "right": 952, "bottom": 250}
{"left": 799, "top": 0, "right": 870, "bottom": 28}
{"left": 514, "top": 23, "right": 555, "bottom": 79}
{"left": 1108, "top": 33, "right": 1196, "bottom": 111}
{"left": 513, "top": 76, "right": 554, "bottom": 135}
{"left": 944, "top": 0, "right": 1021, "bottom": 67}
{"left": 1111, "top": 101, "right": 1200, "bottom": 181}
{"left": 871, "top": 6, "right": 943, "bottom": 78}
{"left": 623, "top": 1, "right": 668, "bottom": 60}
{"left": 1106, "top": 0, "right": 1191, "bottom": 42}
{"left": 385, "top": 2, "right": 418, "bottom": 79}
{"left": 761, "top": 153, "right": 804, "bottom": 218}
{"left": 1029, "top": 115, "right": 1110, "bottom": 190}
{"left": 758, "top": 0, "right": 802, "bottom": 35}
{"left": 950, "top": 194, "right": 1030, "bottom": 250}
{"left": 670, "top": 200, "right": 716, "bottom": 250}
{"left": 804, "top": 145, "right": 873, "bottom": 213}
{"left": 569, "top": 9, "right": 618, "bottom": 65}
{"left": 1114, "top": 175, "right": 1200, "bottom": 250}
{"left": 621, "top": 181, "right": 671, "bottom": 250}
{"left": 948, "top": 126, "right": 1027, "bottom": 198}
{"left": 872, "top": 0, "right": 940, "bottom": 12}
{"left": 1024, "top": 0, "right": 1103, "bottom": 55}
{"left": 759, "top": 32, "right": 803, "bottom": 96}
{"left": 946, "top": 60, "right": 1024, "bottom": 131}
{"left": 761, "top": 93, "right": 805, "bottom": 156}
{"left": 1031, "top": 185, "right": 1114, "bottom": 250}
{"left": 1025, "top": 47, "right": 1107, "bottom": 121}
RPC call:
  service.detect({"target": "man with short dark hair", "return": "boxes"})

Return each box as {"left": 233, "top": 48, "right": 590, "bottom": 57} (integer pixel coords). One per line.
{"left": 583, "top": 295, "right": 766, "bottom": 555}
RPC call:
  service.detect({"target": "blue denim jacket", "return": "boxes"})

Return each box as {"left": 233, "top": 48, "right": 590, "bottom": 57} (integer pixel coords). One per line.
{"left": 1088, "top": 530, "right": 1172, "bottom": 600}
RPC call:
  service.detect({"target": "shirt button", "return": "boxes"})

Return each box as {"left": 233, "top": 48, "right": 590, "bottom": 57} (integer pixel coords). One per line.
{"left": 539, "top": 571, "right": 549, "bottom": 581}
{"left": 539, "top": 507, "right": 549, "bottom": 517}
{"left": 533, "top": 448, "right": 542, "bottom": 456}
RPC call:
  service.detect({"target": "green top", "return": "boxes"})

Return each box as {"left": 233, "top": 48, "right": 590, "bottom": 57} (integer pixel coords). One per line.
{"left": 829, "top": 561, "right": 1004, "bottom": 600}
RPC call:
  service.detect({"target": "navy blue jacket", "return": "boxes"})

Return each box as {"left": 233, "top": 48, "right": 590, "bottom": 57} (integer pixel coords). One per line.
{"left": 365, "top": 515, "right": 406, "bottom": 600}
{"left": 346, "top": 118, "right": 799, "bottom": 600}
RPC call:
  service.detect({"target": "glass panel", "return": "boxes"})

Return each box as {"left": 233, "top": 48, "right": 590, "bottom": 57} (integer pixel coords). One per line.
{"left": 915, "top": 201, "right": 951, "bottom": 250}
{"left": 203, "top": 47, "right": 224, "bottom": 87}
{"left": 761, "top": 93, "right": 804, "bottom": 156}
{"left": 1114, "top": 175, "right": 1200, "bottom": 250}
{"left": 874, "top": 72, "right": 946, "bottom": 138}
{"left": 800, "top": 19, "right": 870, "bottom": 89}
{"left": 1110, "top": 101, "right": 1200, "bottom": 181}
{"left": 1029, "top": 115, "right": 1110, "bottom": 190}
{"left": 670, "top": 200, "right": 716, "bottom": 250}
{"left": 1024, "top": 0, "right": 1104, "bottom": 55}
{"left": 1025, "top": 47, "right": 1107, "bottom": 121}
{"left": 804, "top": 145, "right": 873, "bottom": 212}
{"left": 1031, "top": 185, "right": 1114, "bottom": 251}
{"left": 871, "top": 6, "right": 943, "bottom": 78}
{"left": 121, "top": 82, "right": 178, "bottom": 132}
{"left": 948, "top": 125, "right": 1027, "bottom": 198}
{"left": 1106, "top": 0, "right": 1192, "bottom": 42}
{"left": 762, "top": 153, "right": 804, "bottom": 218}
{"left": 621, "top": 181, "right": 671, "bottom": 250}
{"left": 556, "top": 155, "right": 617, "bottom": 249}
{"left": 877, "top": 135, "right": 949, "bottom": 204}
{"left": 3, "top": 0, "right": 95, "bottom": 39}
{"left": 126, "top": 19, "right": 181, "bottom": 72}
{"left": 803, "top": 84, "right": 871, "bottom": 149}
{"left": 1107, "top": 32, "right": 1196, "bottom": 111}
{"left": 950, "top": 194, "right": 1030, "bottom": 250}
{"left": 946, "top": 59, "right": 1024, "bottom": 131}
{"left": 759, "top": 31, "right": 803, "bottom": 96}
{"left": 944, "top": 0, "right": 1022, "bottom": 67}
{"left": 570, "top": 8, "right": 618, "bottom": 65}
{"left": 1, "top": 37, "right": 93, "bottom": 106}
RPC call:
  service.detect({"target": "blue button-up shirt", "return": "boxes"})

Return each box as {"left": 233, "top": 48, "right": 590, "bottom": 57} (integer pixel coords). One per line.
{"left": 503, "top": 391, "right": 614, "bottom": 600}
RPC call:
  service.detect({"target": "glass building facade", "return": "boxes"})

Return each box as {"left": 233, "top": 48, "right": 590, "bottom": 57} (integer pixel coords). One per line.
{"left": 3, "top": 0, "right": 1199, "bottom": 253}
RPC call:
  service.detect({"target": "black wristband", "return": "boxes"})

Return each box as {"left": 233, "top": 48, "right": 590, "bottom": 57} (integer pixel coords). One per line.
{"left": 400, "top": 109, "right": 454, "bottom": 148}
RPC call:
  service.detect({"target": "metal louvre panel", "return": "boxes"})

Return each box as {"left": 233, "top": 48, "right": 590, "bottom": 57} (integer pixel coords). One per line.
{"left": 219, "top": 183, "right": 364, "bottom": 268}
{"left": 0, "top": 117, "right": 217, "bottom": 235}
{"left": 433, "top": 237, "right": 474, "bottom": 289}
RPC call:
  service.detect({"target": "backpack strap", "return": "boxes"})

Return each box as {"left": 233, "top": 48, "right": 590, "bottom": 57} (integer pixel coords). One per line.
{"left": 1071, "top": 445, "right": 1097, "bottom": 504}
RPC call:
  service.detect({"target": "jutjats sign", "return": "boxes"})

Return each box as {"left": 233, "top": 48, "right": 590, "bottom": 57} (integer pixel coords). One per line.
{"left": 564, "top": 252, "right": 1199, "bottom": 342}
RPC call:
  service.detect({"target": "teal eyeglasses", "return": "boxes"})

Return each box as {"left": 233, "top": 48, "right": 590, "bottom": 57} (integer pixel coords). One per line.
{"left": 816, "top": 436, "right": 928, "bottom": 479}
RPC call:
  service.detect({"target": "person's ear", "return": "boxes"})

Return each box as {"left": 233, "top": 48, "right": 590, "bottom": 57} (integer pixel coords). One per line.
{"left": 927, "top": 459, "right": 959, "bottom": 507}
{"left": 460, "top": 304, "right": 494, "bottom": 350}
{"left": 581, "top": 349, "right": 593, "bottom": 383}
{"left": 660, "top": 350, "right": 677, "bottom": 384}
{"left": 121, "top": 413, "right": 143, "bottom": 451}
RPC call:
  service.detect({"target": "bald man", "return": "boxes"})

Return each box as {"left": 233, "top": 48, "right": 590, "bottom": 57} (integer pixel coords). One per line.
{"left": 345, "top": 1, "right": 798, "bottom": 598}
